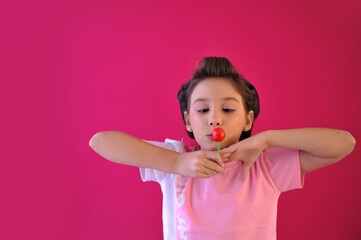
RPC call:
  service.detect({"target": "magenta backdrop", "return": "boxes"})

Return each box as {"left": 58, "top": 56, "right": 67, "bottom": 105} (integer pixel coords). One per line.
{"left": 2, "top": 0, "right": 361, "bottom": 239}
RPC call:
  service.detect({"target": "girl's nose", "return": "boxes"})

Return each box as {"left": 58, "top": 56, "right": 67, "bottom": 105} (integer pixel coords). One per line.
{"left": 208, "top": 115, "right": 222, "bottom": 126}
{"left": 209, "top": 121, "right": 221, "bottom": 126}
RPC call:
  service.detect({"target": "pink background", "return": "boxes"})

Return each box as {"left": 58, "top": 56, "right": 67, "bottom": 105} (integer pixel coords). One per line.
{"left": 1, "top": 0, "right": 361, "bottom": 239}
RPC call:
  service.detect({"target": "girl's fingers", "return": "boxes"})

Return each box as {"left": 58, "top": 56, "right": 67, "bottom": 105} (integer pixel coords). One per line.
{"left": 198, "top": 168, "right": 218, "bottom": 178}
{"left": 203, "top": 159, "right": 225, "bottom": 173}
{"left": 216, "top": 152, "right": 224, "bottom": 167}
{"left": 221, "top": 152, "right": 231, "bottom": 158}
{"left": 220, "top": 145, "right": 236, "bottom": 154}
{"left": 197, "top": 172, "right": 211, "bottom": 178}
{"left": 204, "top": 151, "right": 224, "bottom": 167}
{"left": 222, "top": 156, "right": 231, "bottom": 162}
{"left": 220, "top": 147, "right": 238, "bottom": 161}
{"left": 201, "top": 167, "right": 219, "bottom": 177}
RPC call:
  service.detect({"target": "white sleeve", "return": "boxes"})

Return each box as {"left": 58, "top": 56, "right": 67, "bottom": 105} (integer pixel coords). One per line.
{"left": 139, "top": 139, "right": 184, "bottom": 184}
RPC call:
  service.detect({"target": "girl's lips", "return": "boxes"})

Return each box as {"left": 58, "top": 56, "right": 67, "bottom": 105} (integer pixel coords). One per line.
{"left": 207, "top": 135, "right": 214, "bottom": 141}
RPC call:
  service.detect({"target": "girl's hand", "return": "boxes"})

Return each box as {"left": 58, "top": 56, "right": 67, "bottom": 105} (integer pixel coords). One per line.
{"left": 220, "top": 132, "right": 268, "bottom": 180}
{"left": 175, "top": 151, "right": 225, "bottom": 178}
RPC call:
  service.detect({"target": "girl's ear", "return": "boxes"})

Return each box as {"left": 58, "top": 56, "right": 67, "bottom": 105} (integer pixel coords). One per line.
{"left": 183, "top": 111, "right": 192, "bottom": 132}
{"left": 244, "top": 110, "right": 254, "bottom": 132}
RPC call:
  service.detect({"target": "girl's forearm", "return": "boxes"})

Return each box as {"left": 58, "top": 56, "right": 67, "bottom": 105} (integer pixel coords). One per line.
{"left": 89, "top": 131, "right": 180, "bottom": 173}
{"left": 263, "top": 128, "right": 356, "bottom": 159}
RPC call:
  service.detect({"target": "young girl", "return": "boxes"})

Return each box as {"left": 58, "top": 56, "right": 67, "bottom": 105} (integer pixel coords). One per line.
{"left": 89, "top": 57, "right": 355, "bottom": 240}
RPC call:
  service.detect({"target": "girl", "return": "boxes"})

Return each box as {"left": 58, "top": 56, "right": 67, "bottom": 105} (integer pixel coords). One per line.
{"left": 89, "top": 57, "right": 355, "bottom": 240}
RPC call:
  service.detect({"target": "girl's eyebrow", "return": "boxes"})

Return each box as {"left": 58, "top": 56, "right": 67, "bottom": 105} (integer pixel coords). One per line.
{"left": 193, "top": 97, "right": 240, "bottom": 105}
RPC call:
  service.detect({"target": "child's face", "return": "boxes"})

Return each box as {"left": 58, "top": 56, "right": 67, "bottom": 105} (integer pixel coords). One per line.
{"left": 184, "top": 78, "right": 254, "bottom": 151}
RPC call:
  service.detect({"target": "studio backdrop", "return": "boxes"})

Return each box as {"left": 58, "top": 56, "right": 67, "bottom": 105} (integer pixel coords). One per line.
{"left": 2, "top": 0, "right": 360, "bottom": 239}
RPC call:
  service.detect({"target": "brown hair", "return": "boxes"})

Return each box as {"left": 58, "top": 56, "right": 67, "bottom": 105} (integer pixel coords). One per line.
{"left": 177, "top": 56, "right": 260, "bottom": 141}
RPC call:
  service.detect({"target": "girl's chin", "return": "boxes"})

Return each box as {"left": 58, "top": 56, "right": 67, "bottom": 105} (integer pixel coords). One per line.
{"left": 200, "top": 142, "right": 223, "bottom": 151}
{"left": 199, "top": 143, "right": 216, "bottom": 151}
{"left": 200, "top": 140, "right": 236, "bottom": 151}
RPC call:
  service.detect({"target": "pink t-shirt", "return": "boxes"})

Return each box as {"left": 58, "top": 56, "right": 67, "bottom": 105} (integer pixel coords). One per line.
{"left": 140, "top": 139, "right": 305, "bottom": 240}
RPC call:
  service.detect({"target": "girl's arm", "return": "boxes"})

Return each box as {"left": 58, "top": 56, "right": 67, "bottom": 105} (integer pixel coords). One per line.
{"left": 89, "top": 131, "right": 224, "bottom": 178}
{"left": 221, "top": 128, "right": 356, "bottom": 179}
{"left": 264, "top": 128, "right": 356, "bottom": 174}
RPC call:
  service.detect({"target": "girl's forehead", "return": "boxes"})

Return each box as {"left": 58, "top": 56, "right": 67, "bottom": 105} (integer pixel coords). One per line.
{"left": 190, "top": 78, "right": 243, "bottom": 102}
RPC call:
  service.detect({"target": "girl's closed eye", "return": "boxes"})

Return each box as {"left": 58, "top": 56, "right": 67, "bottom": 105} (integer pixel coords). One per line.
{"left": 223, "top": 108, "right": 236, "bottom": 113}
{"left": 196, "top": 108, "right": 236, "bottom": 113}
{"left": 196, "top": 108, "right": 209, "bottom": 113}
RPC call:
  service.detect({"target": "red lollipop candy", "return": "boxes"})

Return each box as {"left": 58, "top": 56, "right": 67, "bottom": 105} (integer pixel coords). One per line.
{"left": 212, "top": 128, "right": 225, "bottom": 142}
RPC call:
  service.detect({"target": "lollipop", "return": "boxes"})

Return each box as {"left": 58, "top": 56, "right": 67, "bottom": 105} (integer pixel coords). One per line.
{"left": 211, "top": 128, "right": 225, "bottom": 153}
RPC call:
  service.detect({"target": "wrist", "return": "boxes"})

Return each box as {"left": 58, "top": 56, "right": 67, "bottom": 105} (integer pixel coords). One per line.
{"left": 173, "top": 152, "right": 184, "bottom": 175}
{"left": 260, "top": 130, "right": 271, "bottom": 151}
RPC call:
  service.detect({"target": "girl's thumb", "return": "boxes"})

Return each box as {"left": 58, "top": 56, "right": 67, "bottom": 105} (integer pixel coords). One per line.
{"left": 217, "top": 152, "right": 224, "bottom": 167}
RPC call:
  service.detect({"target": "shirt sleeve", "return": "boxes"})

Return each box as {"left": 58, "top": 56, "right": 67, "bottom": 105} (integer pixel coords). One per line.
{"left": 139, "top": 139, "right": 184, "bottom": 184}
{"left": 263, "top": 147, "right": 305, "bottom": 192}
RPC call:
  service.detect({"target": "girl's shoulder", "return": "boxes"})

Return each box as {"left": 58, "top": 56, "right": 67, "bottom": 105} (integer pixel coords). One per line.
{"left": 185, "top": 144, "right": 201, "bottom": 153}
{"left": 164, "top": 138, "right": 200, "bottom": 152}
{"left": 144, "top": 138, "right": 199, "bottom": 153}
{"left": 163, "top": 138, "right": 201, "bottom": 153}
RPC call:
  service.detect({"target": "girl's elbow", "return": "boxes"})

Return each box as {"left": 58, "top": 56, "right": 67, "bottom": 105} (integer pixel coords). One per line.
{"left": 342, "top": 131, "right": 356, "bottom": 157}
{"left": 89, "top": 132, "right": 105, "bottom": 148}
{"left": 348, "top": 132, "right": 356, "bottom": 153}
